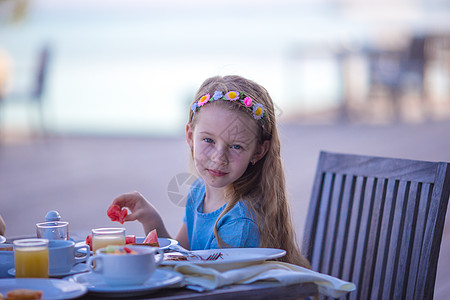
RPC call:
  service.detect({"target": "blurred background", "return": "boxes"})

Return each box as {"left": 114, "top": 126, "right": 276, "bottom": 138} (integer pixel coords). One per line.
{"left": 1, "top": 0, "right": 449, "bottom": 137}
{"left": 1, "top": 0, "right": 450, "bottom": 297}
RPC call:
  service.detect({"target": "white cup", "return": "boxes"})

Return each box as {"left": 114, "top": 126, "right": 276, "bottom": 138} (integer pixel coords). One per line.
{"left": 87, "top": 246, "right": 163, "bottom": 286}
{"left": 36, "top": 221, "right": 69, "bottom": 240}
{"left": 49, "top": 240, "right": 90, "bottom": 274}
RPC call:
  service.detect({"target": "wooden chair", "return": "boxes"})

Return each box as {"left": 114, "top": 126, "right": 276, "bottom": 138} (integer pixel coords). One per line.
{"left": 303, "top": 151, "right": 450, "bottom": 299}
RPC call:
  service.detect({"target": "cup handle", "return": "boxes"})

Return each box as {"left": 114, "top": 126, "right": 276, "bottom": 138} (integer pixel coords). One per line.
{"left": 155, "top": 248, "right": 164, "bottom": 266}
{"left": 87, "top": 256, "right": 102, "bottom": 273}
{"left": 74, "top": 244, "right": 90, "bottom": 263}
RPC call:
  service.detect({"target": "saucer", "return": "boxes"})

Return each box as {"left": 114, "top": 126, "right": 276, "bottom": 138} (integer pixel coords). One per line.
{"left": 0, "top": 278, "right": 87, "bottom": 299}
{"left": 65, "top": 269, "right": 183, "bottom": 297}
{"left": 9, "top": 263, "right": 89, "bottom": 278}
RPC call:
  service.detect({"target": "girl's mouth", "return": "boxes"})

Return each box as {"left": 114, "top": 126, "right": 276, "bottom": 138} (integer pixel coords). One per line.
{"left": 208, "top": 169, "right": 228, "bottom": 177}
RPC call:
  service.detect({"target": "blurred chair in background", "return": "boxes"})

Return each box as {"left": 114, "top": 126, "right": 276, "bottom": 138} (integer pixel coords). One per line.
{"left": 31, "top": 44, "right": 51, "bottom": 135}
{"left": 367, "top": 36, "right": 427, "bottom": 121}
{"left": 0, "top": 44, "right": 51, "bottom": 138}
{"left": 0, "top": 47, "right": 13, "bottom": 139}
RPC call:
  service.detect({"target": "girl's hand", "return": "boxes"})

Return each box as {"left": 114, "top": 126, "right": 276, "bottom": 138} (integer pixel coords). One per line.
{"left": 110, "top": 191, "right": 170, "bottom": 237}
{"left": 111, "top": 191, "right": 151, "bottom": 223}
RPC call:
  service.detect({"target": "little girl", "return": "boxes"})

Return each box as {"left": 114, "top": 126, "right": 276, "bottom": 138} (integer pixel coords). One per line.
{"left": 110, "top": 75, "right": 310, "bottom": 268}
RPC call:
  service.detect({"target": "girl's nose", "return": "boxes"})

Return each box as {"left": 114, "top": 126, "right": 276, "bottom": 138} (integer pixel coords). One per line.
{"left": 210, "top": 147, "right": 228, "bottom": 165}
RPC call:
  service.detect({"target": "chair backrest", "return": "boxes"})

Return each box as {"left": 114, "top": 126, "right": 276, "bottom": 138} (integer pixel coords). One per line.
{"left": 32, "top": 45, "right": 51, "bottom": 101}
{"left": 303, "top": 151, "right": 450, "bottom": 300}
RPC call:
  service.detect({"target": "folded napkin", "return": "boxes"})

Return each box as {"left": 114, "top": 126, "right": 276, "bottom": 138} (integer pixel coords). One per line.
{"left": 164, "top": 261, "right": 356, "bottom": 298}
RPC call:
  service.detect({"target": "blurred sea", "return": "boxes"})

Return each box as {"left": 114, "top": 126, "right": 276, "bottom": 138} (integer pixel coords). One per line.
{"left": 1, "top": 1, "right": 449, "bottom": 136}
{"left": 0, "top": 1, "right": 369, "bottom": 136}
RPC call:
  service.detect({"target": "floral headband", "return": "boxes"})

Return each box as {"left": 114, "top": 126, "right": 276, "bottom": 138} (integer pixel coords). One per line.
{"left": 191, "top": 90, "right": 265, "bottom": 122}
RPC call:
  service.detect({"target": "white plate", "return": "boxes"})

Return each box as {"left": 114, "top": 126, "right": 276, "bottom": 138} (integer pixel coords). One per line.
{"left": 0, "top": 278, "right": 87, "bottom": 299}
{"left": 162, "top": 248, "right": 286, "bottom": 271}
{"left": 65, "top": 269, "right": 182, "bottom": 297}
{"left": 75, "top": 237, "right": 178, "bottom": 254}
{"left": 136, "top": 237, "right": 178, "bottom": 249}
{"left": 0, "top": 235, "right": 5, "bottom": 244}
{"left": 9, "top": 263, "right": 89, "bottom": 278}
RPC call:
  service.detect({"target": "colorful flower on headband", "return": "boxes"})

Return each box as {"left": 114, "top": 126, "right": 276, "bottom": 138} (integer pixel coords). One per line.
{"left": 224, "top": 91, "right": 240, "bottom": 101}
{"left": 198, "top": 93, "right": 210, "bottom": 106}
{"left": 243, "top": 96, "right": 252, "bottom": 107}
{"left": 253, "top": 103, "right": 265, "bottom": 120}
{"left": 212, "top": 91, "right": 223, "bottom": 100}
{"left": 191, "top": 102, "right": 198, "bottom": 114}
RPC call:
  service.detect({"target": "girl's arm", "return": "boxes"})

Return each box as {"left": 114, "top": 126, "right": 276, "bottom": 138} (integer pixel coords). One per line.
{"left": 175, "top": 223, "right": 189, "bottom": 249}
{"left": 0, "top": 214, "right": 5, "bottom": 236}
{"left": 111, "top": 191, "right": 171, "bottom": 237}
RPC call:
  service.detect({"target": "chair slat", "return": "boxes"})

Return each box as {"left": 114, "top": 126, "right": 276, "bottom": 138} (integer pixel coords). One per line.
{"left": 370, "top": 179, "right": 399, "bottom": 299}
{"left": 394, "top": 181, "right": 420, "bottom": 299}
{"left": 311, "top": 172, "right": 334, "bottom": 270}
{"left": 341, "top": 176, "right": 365, "bottom": 281}
{"left": 406, "top": 183, "right": 432, "bottom": 299}
{"left": 359, "top": 178, "right": 386, "bottom": 299}
{"left": 382, "top": 180, "right": 409, "bottom": 299}
{"left": 303, "top": 171, "right": 325, "bottom": 260}
{"left": 321, "top": 173, "right": 344, "bottom": 275}
{"left": 332, "top": 175, "right": 355, "bottom": 278}
{"left": 349, "top": 176, "right": 373, "bottom": 300}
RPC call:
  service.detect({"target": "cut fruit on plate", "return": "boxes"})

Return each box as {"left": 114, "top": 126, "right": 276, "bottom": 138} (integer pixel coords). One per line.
{"left": 76, "top": 237, "right": 177, "bottom": 253}
{"left": 142, "top": 229, "right": 159, "bottom": 247}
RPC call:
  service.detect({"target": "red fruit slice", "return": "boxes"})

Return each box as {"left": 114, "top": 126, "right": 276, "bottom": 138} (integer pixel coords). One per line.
{"left": 86, "top": 234, "right": 93, "bottom": 251}
{"left": 119, "top": 209, "right": 127, "bottom": 223}
{"left": 106, "top": 204, "right": 120, "bottom": 222}
{"left": 143, "top": 229, "right": 159, "bottom": 247}
{"left": 107, "top": 204, "right": 128, "bottom": 224}
{"left": 125, "top": 235, "right": 136, "bottom": 244}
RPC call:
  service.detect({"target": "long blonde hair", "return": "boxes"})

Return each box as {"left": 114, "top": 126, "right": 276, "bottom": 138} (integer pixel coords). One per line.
{"left": 188, "top": 75, "right": 310, "bottom": 268}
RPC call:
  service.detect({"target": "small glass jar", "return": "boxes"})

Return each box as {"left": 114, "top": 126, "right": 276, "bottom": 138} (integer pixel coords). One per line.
{"left": 91, "top": 228, "right": 126, "bottom": 254}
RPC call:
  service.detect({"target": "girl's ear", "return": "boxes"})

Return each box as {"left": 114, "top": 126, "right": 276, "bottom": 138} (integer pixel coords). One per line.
{"left": 186, "top": 123, "right": 193, "bottom": 148}
{"left": 253, "top": 140, "right": 270, "bottom": 163}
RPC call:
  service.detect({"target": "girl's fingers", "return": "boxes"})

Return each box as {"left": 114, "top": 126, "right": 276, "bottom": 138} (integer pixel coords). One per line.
{"left": 123, "top": 213, "right": 137, "bottom": 222}
{"left": 112, "top": 191, "right": 142, "bottom": 210}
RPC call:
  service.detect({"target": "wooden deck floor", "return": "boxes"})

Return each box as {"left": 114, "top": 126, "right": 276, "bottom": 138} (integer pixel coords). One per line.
{"left": 1, "top": 120, "right": 450, "bottom": 298}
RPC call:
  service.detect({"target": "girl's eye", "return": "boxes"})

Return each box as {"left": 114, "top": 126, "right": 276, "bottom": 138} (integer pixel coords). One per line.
{"left": 231, "top": 144, "right": 243, "bottom": 150}
{"left": 203, "top": 138, "right": 214, "bottom": 144}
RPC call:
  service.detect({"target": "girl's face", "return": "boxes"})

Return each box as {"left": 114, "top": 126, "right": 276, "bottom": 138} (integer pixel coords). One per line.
{"left": 186, "top": 104, "right": 268, "bottom": 190}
